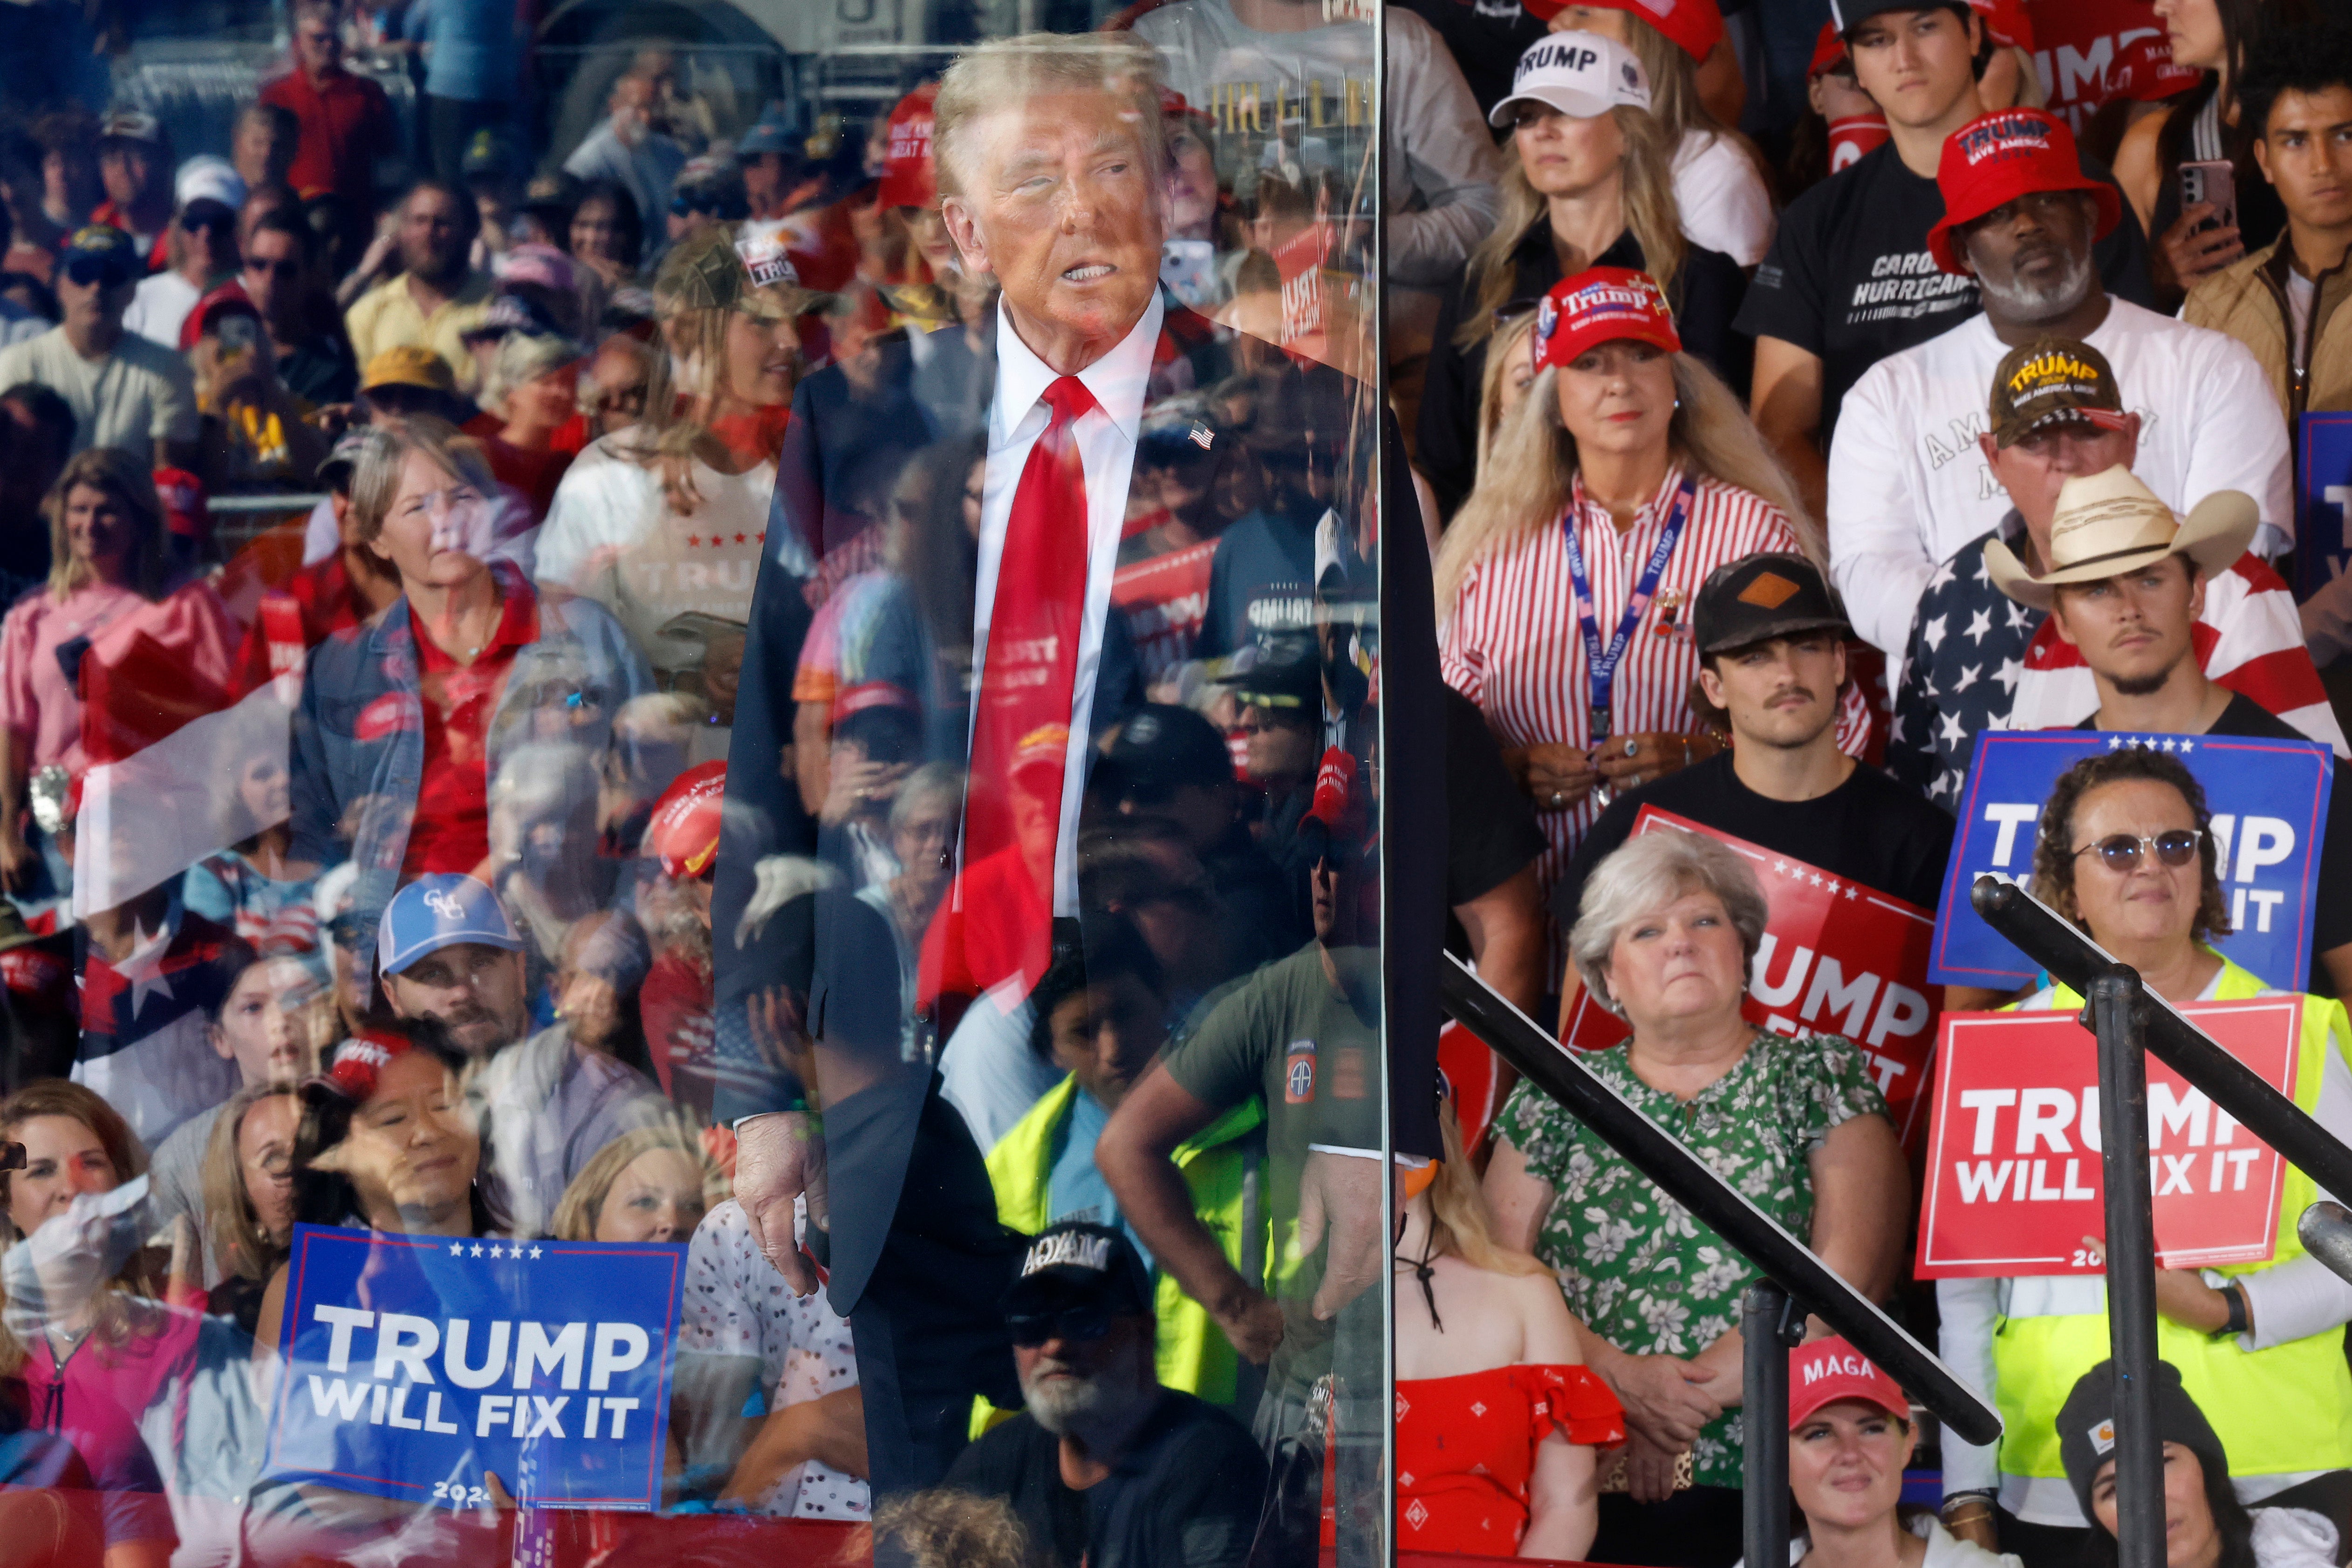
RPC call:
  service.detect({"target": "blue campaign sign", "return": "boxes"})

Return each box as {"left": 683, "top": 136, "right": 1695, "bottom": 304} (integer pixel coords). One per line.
{"left": 1929, "top": 730, "right": 2334, "bottom": 989}
{"left": 264, "top": 1225, "right": 685, "bottom": 1510}
{"left": 2294, "top": 412, "right": 2352, "bottom": 601}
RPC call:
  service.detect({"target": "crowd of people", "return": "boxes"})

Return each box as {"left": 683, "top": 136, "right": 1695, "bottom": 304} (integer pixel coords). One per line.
{"left": 0, "top": 0, "right": 2348, "bottom": 1564}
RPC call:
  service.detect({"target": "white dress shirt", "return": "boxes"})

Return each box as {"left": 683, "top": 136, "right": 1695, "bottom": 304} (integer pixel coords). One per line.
{"left": 968, "top": 289, "right": 1164, "bottom": 920}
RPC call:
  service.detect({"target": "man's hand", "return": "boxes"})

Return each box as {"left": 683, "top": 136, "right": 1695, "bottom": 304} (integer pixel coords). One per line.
{"left": 733, "top": 1111, "right": 826, "bottom": 1295}
{"left": 2153, "top": 202, "right": 2243, "bottom": 293}
{"left": 1621, "top": 1429, "right": 1686, "bottom": 1506}
{"left": 1594, "top": 1350, "right": 1723, "bottom": 1449}
{"left": 1297, "top": 1149, "right": 1397, "bottom": 1321}
{"left": 1210, "top": 1287, "right": 1288, "bottom": 1364}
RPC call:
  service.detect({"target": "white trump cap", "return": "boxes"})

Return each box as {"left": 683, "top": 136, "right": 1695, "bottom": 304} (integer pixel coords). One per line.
{"left": 1490, "top": 33, "right": 1652, "bottom": 127}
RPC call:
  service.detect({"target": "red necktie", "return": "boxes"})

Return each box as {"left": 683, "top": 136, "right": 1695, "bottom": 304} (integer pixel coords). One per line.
{"left": 939, "top": 375, "right": 1096, "bottom": 1000}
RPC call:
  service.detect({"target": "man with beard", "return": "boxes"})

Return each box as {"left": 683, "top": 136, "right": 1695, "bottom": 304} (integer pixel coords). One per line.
{"left": 342, "top": 179, "right": 496, "bottom": 391}
{"left": 377, "top": 873, "right": 668, "bottom": 1233}
{"left": 944, "top": 1221, "right": 1266, "bottom": 1568}
{"left": 1825, "top": 109, "right": 2291, "bottom": 660}
{"left": 1889, "top": 338, "right": 2341, "bottom": 811}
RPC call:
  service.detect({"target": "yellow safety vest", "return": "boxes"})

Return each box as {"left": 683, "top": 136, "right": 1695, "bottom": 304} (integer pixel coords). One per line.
{"left": 976, "top": 1076, "right": 1270, "bottom": 1435}
{"left": 1991, "top": 957, "right": 2352, "bottom": 1481}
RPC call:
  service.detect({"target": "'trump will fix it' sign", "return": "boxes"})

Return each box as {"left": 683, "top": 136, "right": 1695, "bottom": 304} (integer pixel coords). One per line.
{"left": 1914, "top": 999, "right": 2303, "bottom": 1278}
{"left": 264, "top": 1225, "right": 684, "bottom": 1509}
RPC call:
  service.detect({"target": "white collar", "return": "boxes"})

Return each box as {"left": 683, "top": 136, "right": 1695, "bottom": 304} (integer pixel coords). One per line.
{"left": 991, "top": 286, "right": 1165, "bottom": 449}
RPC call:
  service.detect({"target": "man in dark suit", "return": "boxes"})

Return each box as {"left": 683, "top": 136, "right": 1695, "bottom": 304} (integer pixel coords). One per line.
{"left": 710, "top": 29, "right": 1445, "bottom": 1511}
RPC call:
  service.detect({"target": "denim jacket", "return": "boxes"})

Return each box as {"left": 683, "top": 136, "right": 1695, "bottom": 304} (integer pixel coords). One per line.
{"left": 288, "top": 579, "right": 654, "bottom": 976}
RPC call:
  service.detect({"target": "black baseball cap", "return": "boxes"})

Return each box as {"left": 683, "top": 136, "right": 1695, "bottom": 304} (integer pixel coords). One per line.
{"left": 1828, "top": 0, "right": 1971, "bottom": 36}
{"left": 1004, "top": 1221, "right": 1155, "bottom": 1319}
{"left": 1103, "top": 703, "right": 1233, "bottom": 801}
{"left": 1692, "top": 552, "right": 1852, "bottom": 657}
{"left": 1216, "top": 632, "right": 1324, "bottom": 710}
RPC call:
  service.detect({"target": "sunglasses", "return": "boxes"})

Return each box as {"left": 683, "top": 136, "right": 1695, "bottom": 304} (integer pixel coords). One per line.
{"left": 62, "top": 257, "right": 133, "bottom": 289}
{"left": 1006, "top": 1302, "right": 1114, "bottom": 1348}
{"left": 2072, "top": 829, "right": 2203, "bottom": 873}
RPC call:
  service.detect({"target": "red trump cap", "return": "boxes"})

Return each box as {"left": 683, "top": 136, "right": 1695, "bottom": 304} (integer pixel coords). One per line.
{"left": 1532, "top": 266, "right": 1681, "bottom": 374}
{"left": 1925, "top": 108, "right": 2120, "bottom": 276}
{"left": 1520, "top": 0, "right": 1724, "bottom": 63}
{"left": 878, "top": 82, "right": 939, "bottom": 211}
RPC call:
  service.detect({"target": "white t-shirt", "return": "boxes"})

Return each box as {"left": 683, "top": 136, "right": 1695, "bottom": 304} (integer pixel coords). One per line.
{"left": 1826, "top": 299, "right": 2295, "bottom": 655}
{"left": 1132, "top": 0, "right": 1501, "bottom": 288}
{"left": 122, "top": 271, "right": 204, "bottom": 349}
{"left": 1673, "top": 129, "right": 1774, "bottom": 268}
{"left": 0, "top": 325, "right": 198, "bottom": 459}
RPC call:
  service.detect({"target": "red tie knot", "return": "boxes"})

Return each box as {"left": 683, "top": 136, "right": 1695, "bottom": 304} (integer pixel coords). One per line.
{"left": 1040, "top": 375, "right": 1097, "bottom": 427}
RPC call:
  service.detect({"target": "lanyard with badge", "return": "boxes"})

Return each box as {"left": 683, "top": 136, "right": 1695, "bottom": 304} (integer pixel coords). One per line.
{"left": 1560, "top": 470, "right": 1698, "bottom": 744}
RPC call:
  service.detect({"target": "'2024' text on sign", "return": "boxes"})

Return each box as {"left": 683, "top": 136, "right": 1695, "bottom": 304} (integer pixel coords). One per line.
{"left": 1914, "top": 999, "right": 2303, "bottom": 1278}
{"left": 1562, "top": 808, "right": 1939, "bottom": 1149}
{"left": 265, "top": 1225, "right": 684, "bottom": 1509}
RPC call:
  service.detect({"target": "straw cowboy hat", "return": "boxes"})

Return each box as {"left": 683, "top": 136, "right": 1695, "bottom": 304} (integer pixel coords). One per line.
{"left": 1984, "top": 466, "right": 2257, "bottom": 612}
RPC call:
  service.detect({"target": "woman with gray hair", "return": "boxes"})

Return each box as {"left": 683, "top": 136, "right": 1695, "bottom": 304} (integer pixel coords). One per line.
{"left": 482, "top": 329, "right": 586, "bottom": 522}
{"left": 1481, "top": 826, "right": 1907, "bottom": 1568}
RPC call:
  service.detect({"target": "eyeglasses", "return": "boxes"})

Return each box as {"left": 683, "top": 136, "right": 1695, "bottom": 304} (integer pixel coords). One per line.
{"left": 1006, "top": 1302, "right": 1114, "bottom": 1348}
{"left": 2072, "top": 829, "right": 2204, "bottom": 873}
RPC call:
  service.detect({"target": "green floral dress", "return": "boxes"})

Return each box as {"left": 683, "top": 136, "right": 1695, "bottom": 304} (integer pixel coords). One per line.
{"left": 1491, "top": 1031, "right": 1888, "bottom": 1488}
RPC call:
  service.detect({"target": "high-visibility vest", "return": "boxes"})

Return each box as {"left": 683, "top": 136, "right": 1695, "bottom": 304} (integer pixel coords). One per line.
{"left": 978, "top": 1075, "right": 1269, "bottom": 1431}
{"left": 1991, "top": 957, "right": 2352, "bottom": 1482}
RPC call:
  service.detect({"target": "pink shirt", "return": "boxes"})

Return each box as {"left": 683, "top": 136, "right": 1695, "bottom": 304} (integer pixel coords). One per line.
{"left": 0, "top": 582, "right": 238, "bottom": 772}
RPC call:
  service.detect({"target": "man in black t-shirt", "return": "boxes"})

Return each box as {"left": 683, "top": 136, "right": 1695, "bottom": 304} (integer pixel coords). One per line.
{"left": 1736, "top": 0, "right": 2151, "bottom": 512}
{"left": 1550, "top": 553, "right": 1958, "bottom": 1031}
{"left": 945, "top": 1222, "right": 1267, "bottom": 1568}
{"left": 1989, "top": 465, "right": 2352, "bottom": 996}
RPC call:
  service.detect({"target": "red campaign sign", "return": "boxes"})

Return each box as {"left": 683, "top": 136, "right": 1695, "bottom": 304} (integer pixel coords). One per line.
{"left": 1915, "top": 999, "right": 2303, "bottom": 1279}
{"left": 2024, "top": 0, "right": 2199, "bottom": 130}
{"left": 1272, "top": 221, "right": 1333, "bottom": 353}
{"left": 1560, "top": 809, "right": 1940, "bottom": 1149}
{"left": 1111, "top": 538, "right": 1215, "bottom": 684}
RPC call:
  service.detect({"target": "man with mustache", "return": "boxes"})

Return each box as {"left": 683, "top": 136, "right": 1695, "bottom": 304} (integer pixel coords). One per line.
{"left": 1888, "top": 338, "right": 2341, "bottom": 815}
{"left": 944, "top": 1221, "right": 1266, "bottom": 1568}
{"left": 1826, "top": 108, "right": 2293, "bottom": 663}
{"left": 1546, "top": 552, "right": 1956, "bottom": 1033}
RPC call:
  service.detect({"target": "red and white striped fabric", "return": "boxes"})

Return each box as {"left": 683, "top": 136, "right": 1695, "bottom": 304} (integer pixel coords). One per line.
{"left": 2010, "top": 553, "right": 2348, "bottom": 757}
{"left": 1440, "top": 467, "right": 1848, "bottom": 918}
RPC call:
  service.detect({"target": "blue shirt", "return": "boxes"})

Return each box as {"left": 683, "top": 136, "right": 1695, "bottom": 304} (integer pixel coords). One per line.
{"left": 1047, "top": 1089, "right": 1152, "bottom": 1270}
{"left": 414, "top": 0, "right": 515, "bottom": 102}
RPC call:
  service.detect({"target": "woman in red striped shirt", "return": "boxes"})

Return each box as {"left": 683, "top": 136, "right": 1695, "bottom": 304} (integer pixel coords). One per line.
{"left": 1436, "top": 268, "right": 1820, "bottom": 984}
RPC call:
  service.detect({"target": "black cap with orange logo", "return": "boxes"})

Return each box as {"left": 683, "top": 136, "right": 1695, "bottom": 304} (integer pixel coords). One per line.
{"left": 1692, "top": 552, "right": 1851, "bottom": 658}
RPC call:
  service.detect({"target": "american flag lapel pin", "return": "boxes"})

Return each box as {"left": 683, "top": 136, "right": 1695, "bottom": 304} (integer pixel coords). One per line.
{"left": 1189, "top": 423, "right": 1214, "bottom": 450}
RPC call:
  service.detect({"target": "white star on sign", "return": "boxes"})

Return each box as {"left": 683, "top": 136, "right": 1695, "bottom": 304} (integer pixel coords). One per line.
{"left": 1964, "top": 608, "right": 1992, "bottom": 644}
{"left": 1845, "top": 885, "right": 1860, "bottom": 900}
{"left": 530, "top": 1246, "right": 543, "bottom": 1259}
{"left": 2162, "top": 738, "right": 2178, "bottom": 752}
{"left": 1922, "top": 614, "right": 1949, "bottom": 653}
{"left": 470, "top": 1243, "right": 485, "bottom": 1257}
{"left": 450, "top": 1242, "right": 464, "bottom": 1255}
{"left": 1810, "top": 873, "right": 1825, "bottom": 888}
{"left": 2179, "top": 739, "right": 2194, "bottom": 753}
{"left": 1773, "top": 859, "right": 1788, "bottom": 874}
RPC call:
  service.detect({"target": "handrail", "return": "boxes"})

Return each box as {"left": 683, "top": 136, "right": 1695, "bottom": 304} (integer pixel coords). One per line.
{"left": 1438, "top": 952, "right": 2001, "bottom": 1442}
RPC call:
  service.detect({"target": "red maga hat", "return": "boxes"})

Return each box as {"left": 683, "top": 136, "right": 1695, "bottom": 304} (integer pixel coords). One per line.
{"left": 1924, "top": 108, "right": 2120, "bottom": 276}
{"left": 647, "top": 760, "right": 728, "bottom": 879}
{"left": 1532, "top": 266, "right": 1681, "bottom": 375}
{"left": 878, "top": 82, "right": 939, "bottom": 211}
{"left": 325, "top": 1029, "right": 414, "bottom": 1103}
{"left": 1808, "top": 20, "right": 1849, "bottom": 77}
{"left": 1521, "top": 0, "right": 1724, "bottom": 63}
{"left": 1965, "top": 0, "right": 2031, "bottom": 51}
{"left": 1788, "top": 1336, "right": 1912, "bottom": 1428}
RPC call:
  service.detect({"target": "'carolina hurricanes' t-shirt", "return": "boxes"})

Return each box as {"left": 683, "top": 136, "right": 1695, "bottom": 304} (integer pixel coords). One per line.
{"left": 1733, "top": 140, "right": 2154, "bottom": 442}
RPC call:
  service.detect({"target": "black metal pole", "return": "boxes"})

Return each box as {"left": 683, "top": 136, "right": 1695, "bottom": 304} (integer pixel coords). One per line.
{"left": 1743, "top": 1282, "right": 1795, "bottom": 1568}
{"left": 1437, "top": 952, "right": 2003, "bottom": 1447}
{"left": 1972, "top": 878, "right": 2352, "bottom": 1204}
{"left": 2089, "top": 968, "right": 2166, "bottom": 1568}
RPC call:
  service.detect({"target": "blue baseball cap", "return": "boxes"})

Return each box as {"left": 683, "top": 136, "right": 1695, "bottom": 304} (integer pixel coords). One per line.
{"left": 737, "top": 106, "right": 798, "bottom": 159}
{"left": 377, "top": 874, "right": 523, "bottom": 975}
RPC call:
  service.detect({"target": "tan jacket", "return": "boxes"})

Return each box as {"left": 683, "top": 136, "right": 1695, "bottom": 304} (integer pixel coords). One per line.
{"left": 2182, "top": 236, "right": 2352, "bottom": 422}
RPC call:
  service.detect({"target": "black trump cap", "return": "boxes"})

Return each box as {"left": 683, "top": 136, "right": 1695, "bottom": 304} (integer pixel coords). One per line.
{"left": 1103, "top": 703, "right": 1233, "bottom": 800}
{"left": 1692, "top": 552, "right": 1851, "bottom": 657}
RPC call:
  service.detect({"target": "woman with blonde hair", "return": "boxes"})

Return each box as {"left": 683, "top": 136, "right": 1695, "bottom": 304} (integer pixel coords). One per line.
{"left": 1387, "top": 1092, "right": 1624, "bottom": 1559}
{"left": 1537, "top": 0, "right": 1777, "bottom": 268}
{"left": 1416, "top": 31, "right": 1750, "bottom": 524}
{"left": 1477, "top": 306, "right": 1544, "bottom": 484}
{"left": 536, "top": 225, "right": 828, "bottom": 762}
{"left": 195, "top": 1082, "right": 300, "bottom": 1326}
{"left": 286, "top": 418, "right": 651, "bottom": 976}
{"left": 1438, "top": 269, "right": 1820, "bottom": 984}
{"left": 548, "top": 1123, "right": 715, "bottom": 1242}
{"left": 0, "top": 446, "right": 239, "bottom": 904}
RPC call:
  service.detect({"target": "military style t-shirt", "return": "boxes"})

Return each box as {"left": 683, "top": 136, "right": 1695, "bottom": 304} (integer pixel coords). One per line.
{"left": 1733, "top": 141, "right": 2152, "bottom": 441}
{"left": 1160, "top": 943, "right": 1381, "bottom": 1395}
